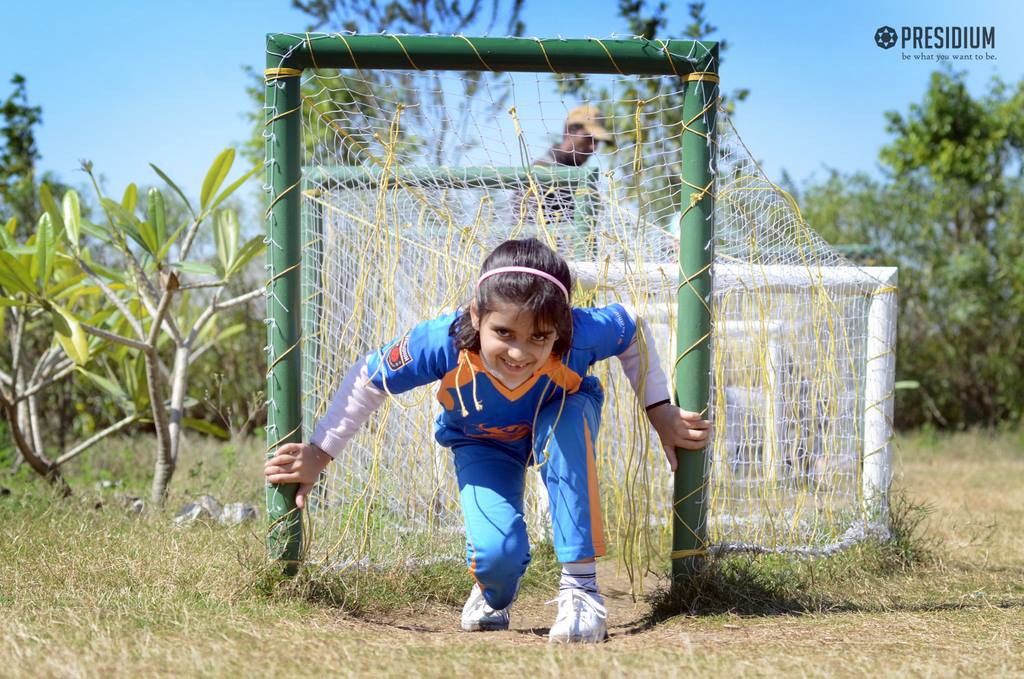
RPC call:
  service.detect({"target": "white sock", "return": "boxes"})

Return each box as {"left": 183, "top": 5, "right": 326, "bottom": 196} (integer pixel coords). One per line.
{"left": 560, "top": 562, "right": 598, "bottom": 595}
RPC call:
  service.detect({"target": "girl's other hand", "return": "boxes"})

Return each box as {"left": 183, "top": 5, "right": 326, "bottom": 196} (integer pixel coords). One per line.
{"left": 646, "top": 404, "right": 711, "bottom": 472}
{"left": 264, "top": 442, "right": 332, "bottom": 509}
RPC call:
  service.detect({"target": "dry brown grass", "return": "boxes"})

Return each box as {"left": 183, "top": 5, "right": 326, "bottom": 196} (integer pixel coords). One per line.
{"left": 1, "top": 429, "right": 1023, "bottom": 677}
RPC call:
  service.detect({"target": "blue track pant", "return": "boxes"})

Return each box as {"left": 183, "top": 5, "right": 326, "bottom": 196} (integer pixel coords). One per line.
{"left": 453, "top": 377, "right": 605, "bottom": 610}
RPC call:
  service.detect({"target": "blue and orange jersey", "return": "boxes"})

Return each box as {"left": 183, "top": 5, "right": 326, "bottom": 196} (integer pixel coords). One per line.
{"left": 364, "top": 305, "right": 637, "bottom": 451}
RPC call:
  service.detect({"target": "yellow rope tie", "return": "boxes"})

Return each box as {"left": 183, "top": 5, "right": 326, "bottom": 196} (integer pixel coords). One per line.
{"left": 670, "top": 548, "right": 706, "bottom": 559}
{"left": 673, "top": 332, "right": 711, "bottom": 369}
{"left": 456, "top": 35, "right": 494, "bottom": 72}
{"left": 389, "top": 34, "right": 421, "bottom": 70}
{"left": 866, "top": 349, "right": 895, "bottom": 363}
{"left": 266, "top": 423, "right": 303, "bottom": 451}
{"left": 654, "top": 39, "right": 680, "bottom": 77}
{"left": 265, "top": 105, "right": 301, "bottom": 126}
{"left": 870, "top": 285, "right": 899, "bottom": 296}
{"left": 674, "top": 513, "right": 706, "bottom": 546}
{"left": 269, "top": 340, "right": 300, "bottom": 371}
{"left": 533, "top": 38, "right": 558, "bottom": 73}
{"left": 267, "top": 261, "right": 300, "bottom": 284}
{"left": 589, "top": 37, "right": 625, "bottom": 76}
{"left": 676, "top": 261, "right": 713, "bottom": 314}
{"left": 865, "top": 393, "right": 895, "bottom": 412}
{"left": 265, "top": 179, "right": 301, "bottom": 217}
{"left": 678, "top": 97, "right": 718, "bottom": 154}
{"left": 684, "top": 71, "right": 720, "bottom": 84}
{"left": 335, "top": 33, "right": 365, "bottom": 75}
{"left": 264, "top": 67, "right": 303, "bottom": 82}
{"left": 306, "top": 32, "right": 321, "bottom": 71}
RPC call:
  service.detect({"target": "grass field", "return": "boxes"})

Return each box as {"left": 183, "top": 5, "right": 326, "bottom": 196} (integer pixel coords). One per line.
{"left": 1, "top": 429, "right": 1022, "bottom": 677}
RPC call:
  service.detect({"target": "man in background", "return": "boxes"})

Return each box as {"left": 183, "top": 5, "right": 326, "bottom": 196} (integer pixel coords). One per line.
{"left": 519, "top": 105, "right": 613, "bottom": 228}
{"left": 534, "top": 104, "right": 613, "bottom": 169}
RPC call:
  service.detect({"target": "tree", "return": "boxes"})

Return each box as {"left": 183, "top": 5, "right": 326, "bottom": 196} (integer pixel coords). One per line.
{"left": 0, "top": 75, "right": 41, "bottom": 232}
{"left": 73, "top": 152, "right": 265, "bottom": 502}
{"left": 243, "top": 0, "right": 526, "bottom": 168}
{"left": 799, "top": 70, "right": 1024, "bottom": 428}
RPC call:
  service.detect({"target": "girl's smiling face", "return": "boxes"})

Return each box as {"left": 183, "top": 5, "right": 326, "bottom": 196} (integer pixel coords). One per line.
{"left": 471, "top": 299, "right": 558, "bottom": 389}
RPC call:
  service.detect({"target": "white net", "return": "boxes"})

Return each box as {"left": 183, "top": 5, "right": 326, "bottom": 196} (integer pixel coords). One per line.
{"left": 268, "top": 42, "right": 897, "bottom": 573}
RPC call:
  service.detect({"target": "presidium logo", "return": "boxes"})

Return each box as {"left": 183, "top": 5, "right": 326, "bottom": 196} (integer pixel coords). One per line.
{"left": 875, "top": 26, "right": 898, "bottom": 49}
{"left": 873, "top": 24, "right": 996, "bottom": 50}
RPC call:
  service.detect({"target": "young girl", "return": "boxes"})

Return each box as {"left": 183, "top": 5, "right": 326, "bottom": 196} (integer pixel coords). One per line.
{"left": 265, "top": 238, "right": 710, "bottom": 643}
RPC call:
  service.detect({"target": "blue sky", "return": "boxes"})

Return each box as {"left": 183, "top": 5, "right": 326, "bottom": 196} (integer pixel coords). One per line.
{"left": 3, "top": 0, "right": 1022, "bottom": 201}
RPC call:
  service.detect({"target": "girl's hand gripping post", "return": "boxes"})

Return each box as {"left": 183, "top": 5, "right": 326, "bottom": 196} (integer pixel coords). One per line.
{"left": 646, "top": 404, "right": 712, "bottom": 472}
{"left": 264, "top": 443, "right": 333, "bottom": 509}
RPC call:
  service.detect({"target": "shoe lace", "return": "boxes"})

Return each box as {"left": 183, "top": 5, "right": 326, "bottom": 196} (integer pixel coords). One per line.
{"left": 546, "top": 589, "right": 607, "bottom": 622}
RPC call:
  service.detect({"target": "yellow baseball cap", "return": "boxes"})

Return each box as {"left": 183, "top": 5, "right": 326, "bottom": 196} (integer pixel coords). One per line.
{"left": 566, "top": 104, "right": 613, "bottom": 143}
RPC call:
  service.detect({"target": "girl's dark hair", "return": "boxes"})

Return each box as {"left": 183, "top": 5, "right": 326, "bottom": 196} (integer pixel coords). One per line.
{"left": 453, "top": 238, "right": 574, "bottom": 356}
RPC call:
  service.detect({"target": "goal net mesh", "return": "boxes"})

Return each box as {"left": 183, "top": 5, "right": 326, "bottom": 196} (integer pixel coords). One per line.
{"left": 267, "top": 49, "right": 895, "bottom": 574}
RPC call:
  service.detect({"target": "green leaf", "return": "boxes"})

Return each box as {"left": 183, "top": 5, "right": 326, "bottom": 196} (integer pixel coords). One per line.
{"left": 155, "top": 221, "right": 188, "bottom": 261}
{"left": 101, "top": 198, "right": 140, "bottom": 231}
{"left": 121, "top": 183, "right": 138, "bottom": 213}
{"left": 216, "top": 322, "right": 246, "bottom": 342}
{"left": 0, "top": 297, "right": 23, "bottom": 307}
{"left": 51, "top": 303, "right": 90, "bottom": 366}
{"left": 77, "top": 367, "right": 132, "bottom": 411}
{"left": 79, "top": 219, "right": 114, "bottom": 245}
{"left": 208, "top": 163, "right": 260, "bottom": 213}
{"left": 100, "top": 198, "right": 150, "bottom": 251}
{"left": 0, "top": 251, "right": 36, "bottom": 294}
{"left": 169, "top": 261, "right": 218, "bottom": 276}
{"left": 894, "top": 380, "right": 921, "bottom": 390}
{"left": 51, "top": 274, "right": 92, "bottom": 301}
{"left": 147, "top": 188, "right": 167, "bottom": 248}
{"left": 0, "top": 218, "right": 15, "bottom": 247}
{"left": 37, "top": 183, "right": 66, "bottom": 239}
{"left": 224, "top": 235, "right": 266, "bottom": 278}
{"left": 200, "top": 149, "right": 235, "bottom": 212}
{"left": 181, "top": 418, "right": 230, "bottom": 440}
{"left": 83, "top": 259, "right": 127, "bottom": 284}
{"left": 62, "top": 190, "right": 82, "bottom": 249}
{"left": 123, "top": 353, "right": 149, "bottom": 412}
{"left": 213, "top": 209, "right": 240, "bottom": 273}
{"left": 35, "top": 213, "right": 56, "bottom": 288}
{"left": 138, "top": 220, "right": 159, "bottom": 255}
{"left": 150, "top": 163, "right": 196, "bottom": 219}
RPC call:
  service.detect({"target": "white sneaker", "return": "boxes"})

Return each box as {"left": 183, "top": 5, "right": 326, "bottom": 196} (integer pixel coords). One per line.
{"left": 547, "top": 588, "right": 608, "bottom": 643}
{"left": 460, "top": 583, "right": 511, "bottom": 631}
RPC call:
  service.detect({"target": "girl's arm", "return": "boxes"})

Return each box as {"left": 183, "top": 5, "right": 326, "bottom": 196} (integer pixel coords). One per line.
{"left": 616, "top": 308, "right": 711, "bottom": 472}
{"left": 310, "top": 357, "right": 387, "bottom": 457}
{"left": 264, "top": 356, "right": 386, "bottom": 508}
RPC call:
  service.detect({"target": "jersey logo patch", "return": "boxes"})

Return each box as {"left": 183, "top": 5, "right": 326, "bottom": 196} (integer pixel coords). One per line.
{"left": 469, "top": 423, "right": 532, "bottom": 442}
{"left": 386, "top": 334, "right": 412, "bottom": 371}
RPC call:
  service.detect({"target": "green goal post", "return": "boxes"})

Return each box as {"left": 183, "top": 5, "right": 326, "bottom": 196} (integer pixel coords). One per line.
{"left": 264, "top": 33, "right": 719, "bottom": 581}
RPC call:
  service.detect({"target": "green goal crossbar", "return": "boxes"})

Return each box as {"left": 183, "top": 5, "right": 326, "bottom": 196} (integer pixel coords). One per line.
{"left": 264, "top": 33, "right": 719, "bottom": 581}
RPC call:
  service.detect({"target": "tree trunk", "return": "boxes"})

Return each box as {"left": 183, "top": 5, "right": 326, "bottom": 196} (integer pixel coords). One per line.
{"left": 146, "top": 348, "right": 175, "bottom": 506}
{"left": 167, "top": 346, "right": 190, "bottom": 470}
{"left": 1, "top": 402, "right": 70, "bottom": 496}
{"left": 28, "top": 393, "right": 45, "bottom": 459}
